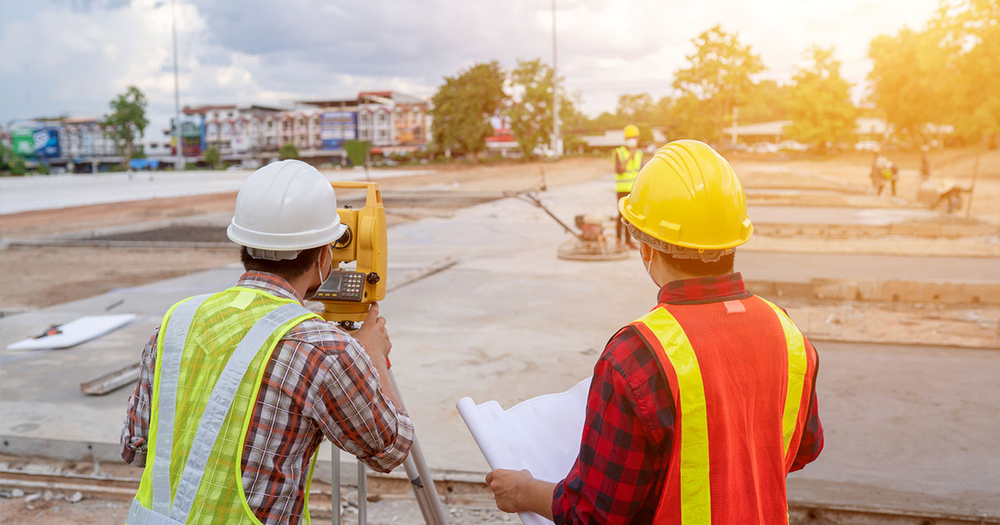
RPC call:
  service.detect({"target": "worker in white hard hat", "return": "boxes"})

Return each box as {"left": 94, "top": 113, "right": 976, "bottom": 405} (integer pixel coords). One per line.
{"left": 121, "top": 160, "right": 413, "bottom": 524}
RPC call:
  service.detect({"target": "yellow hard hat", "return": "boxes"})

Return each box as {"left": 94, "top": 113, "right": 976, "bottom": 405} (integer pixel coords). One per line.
{"left": 618, "top": 140, "right": 752, "bottom": 251}
{"left": 623, "top": 124, "right": 639, "bottom": 139}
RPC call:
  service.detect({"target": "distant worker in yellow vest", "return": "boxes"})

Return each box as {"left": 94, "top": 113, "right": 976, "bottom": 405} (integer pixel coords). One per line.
{"left": 120, "top": 160, "right": 413, "bottom": 524}
{"left": 614, "top": 124, "right": 644, "bottom": 248}
{"left": 487, "top": 141, "right": 824, "bottom": 523}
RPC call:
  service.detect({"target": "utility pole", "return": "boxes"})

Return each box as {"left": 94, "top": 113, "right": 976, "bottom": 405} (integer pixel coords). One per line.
{"left": 731, "top": 106, "right": 738, "bottom": 146}
{"left": 551, "top": 0, "right": 562, "bottom": 158}
{"left": 172, "top": 0, "right": 185, "bottom": 170}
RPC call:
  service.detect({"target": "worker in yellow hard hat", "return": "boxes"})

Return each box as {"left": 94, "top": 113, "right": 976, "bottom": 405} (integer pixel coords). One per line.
{"left": 487, "top": 140, "right": 824, "bottom": 523}
{"left": 613, "top": 124, "right": 644, "bottom": 249}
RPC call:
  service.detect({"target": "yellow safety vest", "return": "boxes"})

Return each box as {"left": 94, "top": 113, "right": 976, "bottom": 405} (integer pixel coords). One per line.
{"left": 614, "top": 146, "right": 643, "bottom": 193}
{"left": 127, "top": 287, "right": 320, "bottom": 525}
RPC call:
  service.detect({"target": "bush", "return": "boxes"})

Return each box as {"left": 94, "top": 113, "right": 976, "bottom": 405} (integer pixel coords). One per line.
{"left": 343, "top": 140, "right": 369, "bottom": 166}
{"left": 279, "top": 142, "right": 300, "bottom": 160}
{"left": 203, "top": 146, "right": 221, "bottom": 169}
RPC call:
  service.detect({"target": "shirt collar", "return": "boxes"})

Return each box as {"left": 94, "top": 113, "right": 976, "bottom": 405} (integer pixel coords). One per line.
{"left": 236, "top": 271, "right": 303, "bottom": 303}
{"left": 657, "top": 272, "right": 750, "bottom": 305}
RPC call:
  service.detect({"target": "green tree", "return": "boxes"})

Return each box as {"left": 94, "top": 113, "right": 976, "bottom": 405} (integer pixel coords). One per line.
{"left": 279, "top": 142, "right": 299, "bottom": 160}
{"left": 785, "top": 47, "right": 857, "bottom": 151}
{"left": 616, "top": 93, "right": 656, "bottom": 124}
{"left": 103, "top": 86, "right": 149, "bottom": 170}
{"left": 739, "top": 80, "right": 793, "bottom": 124}
{"left": 506, "top": 58, "right": 563, "bottom": 157}
{"left": 203, "top": 146, "right": 221, "bottom": 169}
{"left": 938, "top": 0, "right": 1000, "bottom": 144}
{"left": 430, "top": 61, "right": 506, "bottom": 160}
{"left": 672, "top": 25, "right": 765, "bottom": 142}
{"left": 665, "top": 93, "right": 719, "bottom": 143}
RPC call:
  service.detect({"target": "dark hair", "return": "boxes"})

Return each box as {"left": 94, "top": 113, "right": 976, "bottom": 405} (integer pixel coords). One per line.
{"left": 662, "top": 252, "right": 735, "bottom": 278}
{"left": 239, "top": 246, "right": 324, "bottom": 280}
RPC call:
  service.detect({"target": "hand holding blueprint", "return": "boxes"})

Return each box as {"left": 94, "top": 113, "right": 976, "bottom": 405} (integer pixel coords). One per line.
{"left": 456, "top": 377, "right": 592, "bottom": 525}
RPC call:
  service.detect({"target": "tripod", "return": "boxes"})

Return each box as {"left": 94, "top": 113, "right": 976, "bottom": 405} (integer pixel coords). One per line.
{"left": 329, "top": 332, "right": 449, "bottom": 525}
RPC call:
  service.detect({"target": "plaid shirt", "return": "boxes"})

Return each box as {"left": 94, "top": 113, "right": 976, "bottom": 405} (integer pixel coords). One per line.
{"left": 121, "top": 271, "right": 414, "bottom": 524}
{"left": 552, "top": 272, "right": 823, "bottom": 524}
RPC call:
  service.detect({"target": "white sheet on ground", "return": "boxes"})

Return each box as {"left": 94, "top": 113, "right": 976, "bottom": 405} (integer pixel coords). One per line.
{"left": 7, "top": 314, "right": 137, "bottom": 350}
{"left": 457, "top": 376, "right": 592, "bottom": 525}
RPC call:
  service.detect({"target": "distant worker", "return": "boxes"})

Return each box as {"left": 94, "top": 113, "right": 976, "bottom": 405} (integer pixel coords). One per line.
{"left": 920, "top": 144, "right": 932, "bottom": 181}
{"left": 487, "top": 140, "right": 824, "bottom": 524}
{"left": 875, "top": 155, "right": 900, "bottom": 197}
{"left": 614, "top": 124, "right": 645, "bottom": 249}
{"left": 121, "top": 160, "right": 413, "bottom": 524}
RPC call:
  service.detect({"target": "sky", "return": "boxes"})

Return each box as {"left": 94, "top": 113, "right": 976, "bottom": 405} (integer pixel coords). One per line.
{"left": 0, "top": 0, "right": 942, "bottom": 129}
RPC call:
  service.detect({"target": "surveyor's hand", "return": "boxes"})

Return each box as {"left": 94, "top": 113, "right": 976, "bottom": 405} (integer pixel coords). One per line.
{"left": 486, "top": 469, "right": 533, "bottom": 513}
{"left": 354, "top": 303, "right": 391, "bottom": 366}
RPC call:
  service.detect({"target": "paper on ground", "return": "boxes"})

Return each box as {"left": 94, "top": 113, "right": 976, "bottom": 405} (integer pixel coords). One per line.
{"left": 457, "top": 377, "right": 592, "bottom": 525}
{"left": 7, "top": 314, "right": 137, "bottom": 350}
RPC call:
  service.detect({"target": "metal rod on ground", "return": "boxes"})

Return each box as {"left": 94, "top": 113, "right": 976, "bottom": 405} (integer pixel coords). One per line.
{"left": 520, "top": 193, "right": 581, "bottom": 239}
{"left": 388, "top": 371, "right": 450, "bottom": 524}
{"left": 357, "top": 462, "right": 367, "bottom": 524}
{"left": 331, "top": 446, "right": 340, "bottom": 525}
{"left": 965, "top": 149, "right": 981, "bottom": 219}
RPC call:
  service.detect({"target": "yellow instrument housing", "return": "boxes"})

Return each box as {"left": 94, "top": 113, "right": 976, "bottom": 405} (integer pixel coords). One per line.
{"left": 319, "top": 181, "right": 388, "bottom": 323}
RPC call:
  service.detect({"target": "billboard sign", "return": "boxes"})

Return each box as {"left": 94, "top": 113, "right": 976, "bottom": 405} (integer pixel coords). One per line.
{"left": 321, "top": 111, "right": 357, "bottom": 150}
{"left": 170, "top": 116, "right": 205, "bottom": 157}
{"left": 12, "top": 127, "right": 60, "bottom": 159}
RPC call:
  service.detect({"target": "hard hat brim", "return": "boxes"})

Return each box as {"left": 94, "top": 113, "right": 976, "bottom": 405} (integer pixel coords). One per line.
{"left": 618, "top": 194, "right": 753, "bottom": 251}
{"left": 227, "top": 220, "right": 348, "bottom": 252}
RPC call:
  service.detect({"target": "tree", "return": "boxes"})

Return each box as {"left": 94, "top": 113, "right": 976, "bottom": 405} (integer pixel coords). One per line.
{"left": 739, "top": 80, "right": 793, "bottom": 124}
{"left": 279, "top": 142, "right": 299, "bottom": 160}
{"left": 505, "top": 58, "right": 558, "bottom": 157}
{"left": 785, "top": 47, "right": 857, "bottom": 151}
{"left": 103, "top": 86, "right": 149, "bottom": 170}
{"left": 938, "top": 0, "right": 1000, "bottom": 145}
{"left": 430, "top": 61, "right": 506, "bottom": 160}
{"left": 616, "top": 93, "right": 656, "bottom": 124}
{"left": 672, "top": 25, "right": 765, "bottom": 143}
{"left": 203, "top": 146, "right": 221, "bottom": 169}
{"left": 868, "top": 27, "right": 953, "bottom": 143}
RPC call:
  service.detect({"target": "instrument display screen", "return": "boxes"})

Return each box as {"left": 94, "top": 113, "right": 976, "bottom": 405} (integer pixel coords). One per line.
{"left": 318, "top": 274, "right": 342, "bottom": 293}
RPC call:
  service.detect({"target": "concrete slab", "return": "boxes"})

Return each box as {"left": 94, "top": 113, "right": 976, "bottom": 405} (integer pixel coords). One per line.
{"left": 0, "top": 168, "right": 432, "bottom": 215}
{"left": 1, "top": 177, "right": 997, "bottom": 517}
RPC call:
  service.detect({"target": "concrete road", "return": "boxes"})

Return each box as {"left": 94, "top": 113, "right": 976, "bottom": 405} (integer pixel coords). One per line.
{"left": 1, "top": 177, "right": 996, "bottom": 518}
{"left": 0, "top": 167, "right": 432, "bottom": 215}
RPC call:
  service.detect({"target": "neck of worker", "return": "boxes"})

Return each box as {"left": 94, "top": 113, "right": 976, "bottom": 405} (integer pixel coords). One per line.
{"left": 644, "top": 243, "right": 728, "bottom": 288}
{"left": 286, "top": 252, "right": 331, "bottom": 303}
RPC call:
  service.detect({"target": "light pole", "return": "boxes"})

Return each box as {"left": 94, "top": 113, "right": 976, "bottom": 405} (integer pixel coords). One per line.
{"left": 551, "top": 0, "right": 562, "bottom": 158}
{"left": 172, "top": 0, "right": 184, "bottom": 170}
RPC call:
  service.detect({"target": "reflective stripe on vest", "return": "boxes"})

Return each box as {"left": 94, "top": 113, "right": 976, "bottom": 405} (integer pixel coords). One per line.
{"left": 760, "top": 299, "right": 808, "bottom": 465}
{"left": 615, "top": 147, "right": 643, "bottom": 192}
{"left": 128, "top": 288, "right": 319, "bottom": 525}
{"left": 634, "top": 307, "right": 711, "bottom": 525}
{"left": 633, "top": 297, "right": 816, "bottom": 524}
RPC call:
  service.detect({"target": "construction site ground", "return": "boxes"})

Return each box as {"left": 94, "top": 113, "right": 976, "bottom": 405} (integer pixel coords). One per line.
{"left": 1, "top": 150, "right": 998, "bottom": 524}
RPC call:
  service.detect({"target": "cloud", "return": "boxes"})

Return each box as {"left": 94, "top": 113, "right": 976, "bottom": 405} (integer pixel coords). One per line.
{"left": 0, "top": 0, "right": 942, "bottom": 125}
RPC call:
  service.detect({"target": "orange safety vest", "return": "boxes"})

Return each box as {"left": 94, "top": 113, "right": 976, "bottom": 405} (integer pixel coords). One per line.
{"left": 628, "top": 295, "right": 817, "bottom": 524}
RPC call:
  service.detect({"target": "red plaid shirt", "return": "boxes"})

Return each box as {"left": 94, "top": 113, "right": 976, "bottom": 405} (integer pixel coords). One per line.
{"left": 121, "top": 271, "right": 413, "bottom": 524}
{"left": 552, "top": 272, "right": 823, "bottom": 524}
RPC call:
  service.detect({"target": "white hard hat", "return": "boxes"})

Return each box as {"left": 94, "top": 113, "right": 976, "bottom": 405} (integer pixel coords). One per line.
{"left": 227, "top": 160, "right": 347, "bottom": 260}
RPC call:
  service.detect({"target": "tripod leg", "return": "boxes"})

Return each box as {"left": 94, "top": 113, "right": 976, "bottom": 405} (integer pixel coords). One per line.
{"left": 358, "top": 462, "right": 367, "bottom": 524}
{"left": 388, "top": 370, "right": 450, "bottom": 524}
{"left": 332, "top": 447, "right": 340, "bottom": 525}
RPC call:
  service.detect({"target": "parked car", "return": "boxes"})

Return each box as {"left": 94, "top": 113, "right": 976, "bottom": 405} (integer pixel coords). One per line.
{"left": 854, "top": 140, "right": 881, "bottom": 151}
{"left": 779, "top": 140, "right": 808, "bottom": 152}
{"left": 748, "top": 142, "right": 780, "bottom": 154}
